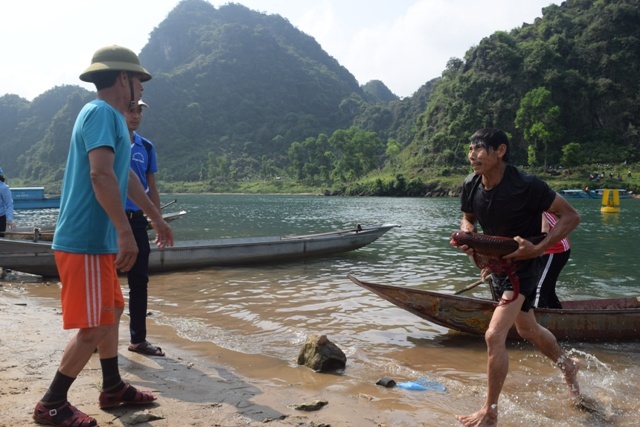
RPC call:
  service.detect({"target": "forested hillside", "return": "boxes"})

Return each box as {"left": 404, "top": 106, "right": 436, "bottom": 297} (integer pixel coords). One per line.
{"left": 271, "top": 0, "right": 640, "bottom": 194}
{"left": 137, "top": 0, "right": 368, "bottom": 181}
{"left": 1, "top": 0, "right": 638, "bottom": 196}
{"left": 406, "top": 0, "right": 640, "bottom": 170}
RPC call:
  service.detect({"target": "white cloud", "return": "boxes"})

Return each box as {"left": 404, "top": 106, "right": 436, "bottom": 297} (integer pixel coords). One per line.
{"left": 310, "top": 0, "right": 558, "bottom": 97}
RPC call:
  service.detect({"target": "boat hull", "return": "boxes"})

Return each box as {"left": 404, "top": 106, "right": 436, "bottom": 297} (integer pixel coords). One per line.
{"left": 0, "top": 224, "right": 397, "bottom": 277}
{"left": 558, "top": 189, "right": 594, "bottom": 199}
{"left": 10, "top": 187, "right": 61, "bottom": 210}
{"left": 559, "top": 188, "right": 631, "bottom": 200}
{"left": 348, "top": 275, "right": 640, "bottom": 341}
{"left": 3, "top": 227, "right": 55, "bottom": 242}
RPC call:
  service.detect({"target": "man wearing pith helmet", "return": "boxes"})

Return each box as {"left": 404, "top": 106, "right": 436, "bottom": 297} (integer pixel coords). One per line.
{"left": 33, "top": 45, "right": 174, "bottom": 427}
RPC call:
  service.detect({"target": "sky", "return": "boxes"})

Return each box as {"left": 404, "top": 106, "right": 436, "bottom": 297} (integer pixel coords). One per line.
{"left": 1, "top": 0, "right": 561, "bottom": 101}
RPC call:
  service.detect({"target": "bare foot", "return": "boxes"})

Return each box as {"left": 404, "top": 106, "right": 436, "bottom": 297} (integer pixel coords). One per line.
{"left": 574, "top": 394, "right": 602, "bottom": 414}
{"left": 455, "top": 404, "right": 498, "bottom": 427}
{"left": 558, "top": 356, "right": 581, "bottom": 397}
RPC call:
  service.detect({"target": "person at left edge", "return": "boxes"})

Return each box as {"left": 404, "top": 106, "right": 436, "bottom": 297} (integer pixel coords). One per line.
{"left": 32, "top": 45, "right": 173, "bottom": 427}
{"left": 124, "top": 99, "right": 165, "bottom": 356}
{"left": 0, "top": 167, "right": 15, "bottom": 238}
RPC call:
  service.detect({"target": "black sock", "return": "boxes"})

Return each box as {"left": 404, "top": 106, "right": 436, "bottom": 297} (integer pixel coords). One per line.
{"left": 41, "top": 371, "right": 75, "bottom": 408}
{"left": 100, "top": 356, "right": 122, "bottom": 391}
{"left": 102, "top": 380, "right": 139, "bottom": 400}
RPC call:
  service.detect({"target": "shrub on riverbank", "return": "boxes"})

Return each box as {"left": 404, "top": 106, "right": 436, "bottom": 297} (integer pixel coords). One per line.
{"left": 156, "top": 162, "right": 640, "bottom": 197}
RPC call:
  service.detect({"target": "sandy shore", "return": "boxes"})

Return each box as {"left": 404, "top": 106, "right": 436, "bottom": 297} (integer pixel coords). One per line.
{"left": 0, "top": 275, "right": 438, "bottom": 427}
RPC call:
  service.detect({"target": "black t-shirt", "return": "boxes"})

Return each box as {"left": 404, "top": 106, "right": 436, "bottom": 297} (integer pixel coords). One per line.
{"left": 461, "top": 165, "right": 558, "bottom": 308}
{"left": 461, "top": 165, "right": 556, "bottom": 239}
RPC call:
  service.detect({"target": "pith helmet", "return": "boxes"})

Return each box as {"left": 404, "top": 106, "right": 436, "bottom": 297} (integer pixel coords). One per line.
{"left": 80, "top": 45, "right": 152, "bottom": 83}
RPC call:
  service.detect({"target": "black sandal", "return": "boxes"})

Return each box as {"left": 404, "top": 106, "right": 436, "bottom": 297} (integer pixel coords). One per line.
{"left": 128, "top": 341, "right": 165, "bottom": 356}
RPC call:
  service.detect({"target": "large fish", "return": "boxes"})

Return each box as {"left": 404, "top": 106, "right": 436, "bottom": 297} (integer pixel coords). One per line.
{"left": 450, "top": 231, "right": 546, "bottom": 305}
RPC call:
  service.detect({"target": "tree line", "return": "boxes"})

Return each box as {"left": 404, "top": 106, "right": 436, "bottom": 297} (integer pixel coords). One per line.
{"left": 1, "top": 0, "right": 639, "bottom": 197}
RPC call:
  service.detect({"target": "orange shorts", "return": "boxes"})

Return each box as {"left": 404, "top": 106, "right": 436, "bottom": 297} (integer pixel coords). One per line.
{"left": 54, "top": 251, "right": 124, "bottom": 329}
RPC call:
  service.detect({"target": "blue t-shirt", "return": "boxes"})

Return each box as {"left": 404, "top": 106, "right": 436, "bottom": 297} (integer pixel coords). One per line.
{"left": 52, "top": 100, "right": 130, "bottom": 254}
{"left": 125, "top": 132, "right": 158, "bottom": 212}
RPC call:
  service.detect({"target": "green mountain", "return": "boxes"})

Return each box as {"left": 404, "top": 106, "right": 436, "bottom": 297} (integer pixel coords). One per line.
{"left": 137, "top": 0, "right": 367, "bottom": 181}
{"left": 361, "top": 80, "right": 399, "bottom": 104}
{"left": 0, "top": 86, "right": 94, "bottom": 189}
{"left": 3, "top": 0, "right": 381, "bottom": 183}
{"left": 406, "top": 0, "right": 640, "bottom": 170}
{"left": 2, "top": 0, "right": 639, "bottom": 196}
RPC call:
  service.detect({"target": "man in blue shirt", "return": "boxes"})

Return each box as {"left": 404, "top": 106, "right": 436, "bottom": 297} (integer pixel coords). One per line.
{"left": 123, "top": 100, "right": 165, "bottom": 356}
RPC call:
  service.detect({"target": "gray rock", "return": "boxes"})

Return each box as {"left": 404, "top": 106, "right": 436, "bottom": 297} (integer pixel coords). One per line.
{"left": 292, "top": 399, "right": 329, "bottom": 411}
{"left": 297, "top": 334, "right": 346, "bottom": 372}
{"left": 122, "top": 410, "right": 165, "bottom": 424}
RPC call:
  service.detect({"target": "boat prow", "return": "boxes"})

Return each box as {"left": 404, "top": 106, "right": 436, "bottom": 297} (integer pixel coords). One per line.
{"left": 348, "top": 275, "right": 640, "bottom": 341}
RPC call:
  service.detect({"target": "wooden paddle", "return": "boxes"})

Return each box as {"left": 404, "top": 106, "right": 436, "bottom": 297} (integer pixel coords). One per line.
{"left": 281, "top": 224, "right": 363, "bottom": 239}
{"left": 160, "top": 199, "right": 177, "bottom": 210}
{"left": 454, "top": 278, "right": 485, "bottom": 295}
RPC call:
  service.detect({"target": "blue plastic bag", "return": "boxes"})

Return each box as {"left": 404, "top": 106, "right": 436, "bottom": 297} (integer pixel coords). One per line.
{"left": 397, "top": 376, "right": 446, "bottom": 392}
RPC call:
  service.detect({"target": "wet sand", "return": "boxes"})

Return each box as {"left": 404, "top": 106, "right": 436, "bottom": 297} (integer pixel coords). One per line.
{"left": 0, "top": 277, "right": 450, "bottom": 427}
{"left": 2, "top": 271, "right": 638, "bottom": 427}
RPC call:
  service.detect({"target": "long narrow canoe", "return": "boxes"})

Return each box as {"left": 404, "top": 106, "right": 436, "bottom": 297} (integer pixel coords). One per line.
{"left": 0, "top": 224, "right": 397, "bottom": 277}
{"left": 3, "top": 211, "right": 187, "bottom": 242}
{"left": 2, "top": 227, "right": 56, "bottom": 242}
{"left": 348, "top": 275, "right": 640, "bottom": 341}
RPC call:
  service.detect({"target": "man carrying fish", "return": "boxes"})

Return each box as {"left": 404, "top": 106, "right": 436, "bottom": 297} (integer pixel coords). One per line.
{"left": 451, "top": 127, "right": 581, "bottom": 427}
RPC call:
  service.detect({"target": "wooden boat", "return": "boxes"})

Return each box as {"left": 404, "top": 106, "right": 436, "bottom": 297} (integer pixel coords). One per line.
{"left": 10, "top": 187, "right": 61, "bottom": 209}
{"left": 0, "top": 224, "right": 397, "bottom": 277}
{"left": 147, "top": 210, "right": 187, "bottom": 230}
{"left": 3, "top": 211, "right": 187, "bottom": 242}
{"left": 2, "top": 227, "right": 55, "bottom": 242}
{"left": 348, "top": 275, "right": 640, "bottom": 341}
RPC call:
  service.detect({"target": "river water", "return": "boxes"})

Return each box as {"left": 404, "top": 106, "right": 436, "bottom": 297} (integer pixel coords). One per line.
{"left": 13, "top": 195, "right": 640, "bottom": 426}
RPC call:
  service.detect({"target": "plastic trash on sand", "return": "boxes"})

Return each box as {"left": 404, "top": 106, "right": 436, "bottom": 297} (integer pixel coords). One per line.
{"left": 396, "top": 376, "right": 446, "bottom": 392}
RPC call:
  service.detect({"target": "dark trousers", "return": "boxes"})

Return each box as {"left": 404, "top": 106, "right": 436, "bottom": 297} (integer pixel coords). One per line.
{"left": 534, "top": 249, "right": 570, "bottom": 309}
{"left": 127, "top": 214, "right": 151, "bottom": 344}
{"left": 0, "top": 215, "right": 6, "bottom": 237}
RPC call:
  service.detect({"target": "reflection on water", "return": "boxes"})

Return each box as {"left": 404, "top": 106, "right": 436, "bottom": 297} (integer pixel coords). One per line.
{"left": 15, "top": 195, "right": 640, "bottom": 426}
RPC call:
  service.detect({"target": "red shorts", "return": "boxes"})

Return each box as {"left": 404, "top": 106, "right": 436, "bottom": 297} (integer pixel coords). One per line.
{"left": 54, "top": 251, "right": 124, "bottom": 329}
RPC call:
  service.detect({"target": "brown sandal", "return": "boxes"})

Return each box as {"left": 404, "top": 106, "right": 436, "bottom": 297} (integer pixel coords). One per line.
{"left": 33, "top": 401, "right": 97, "bottom": 426}
{"left": 99, "top": 382, "right": 156, "bottom": 409}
